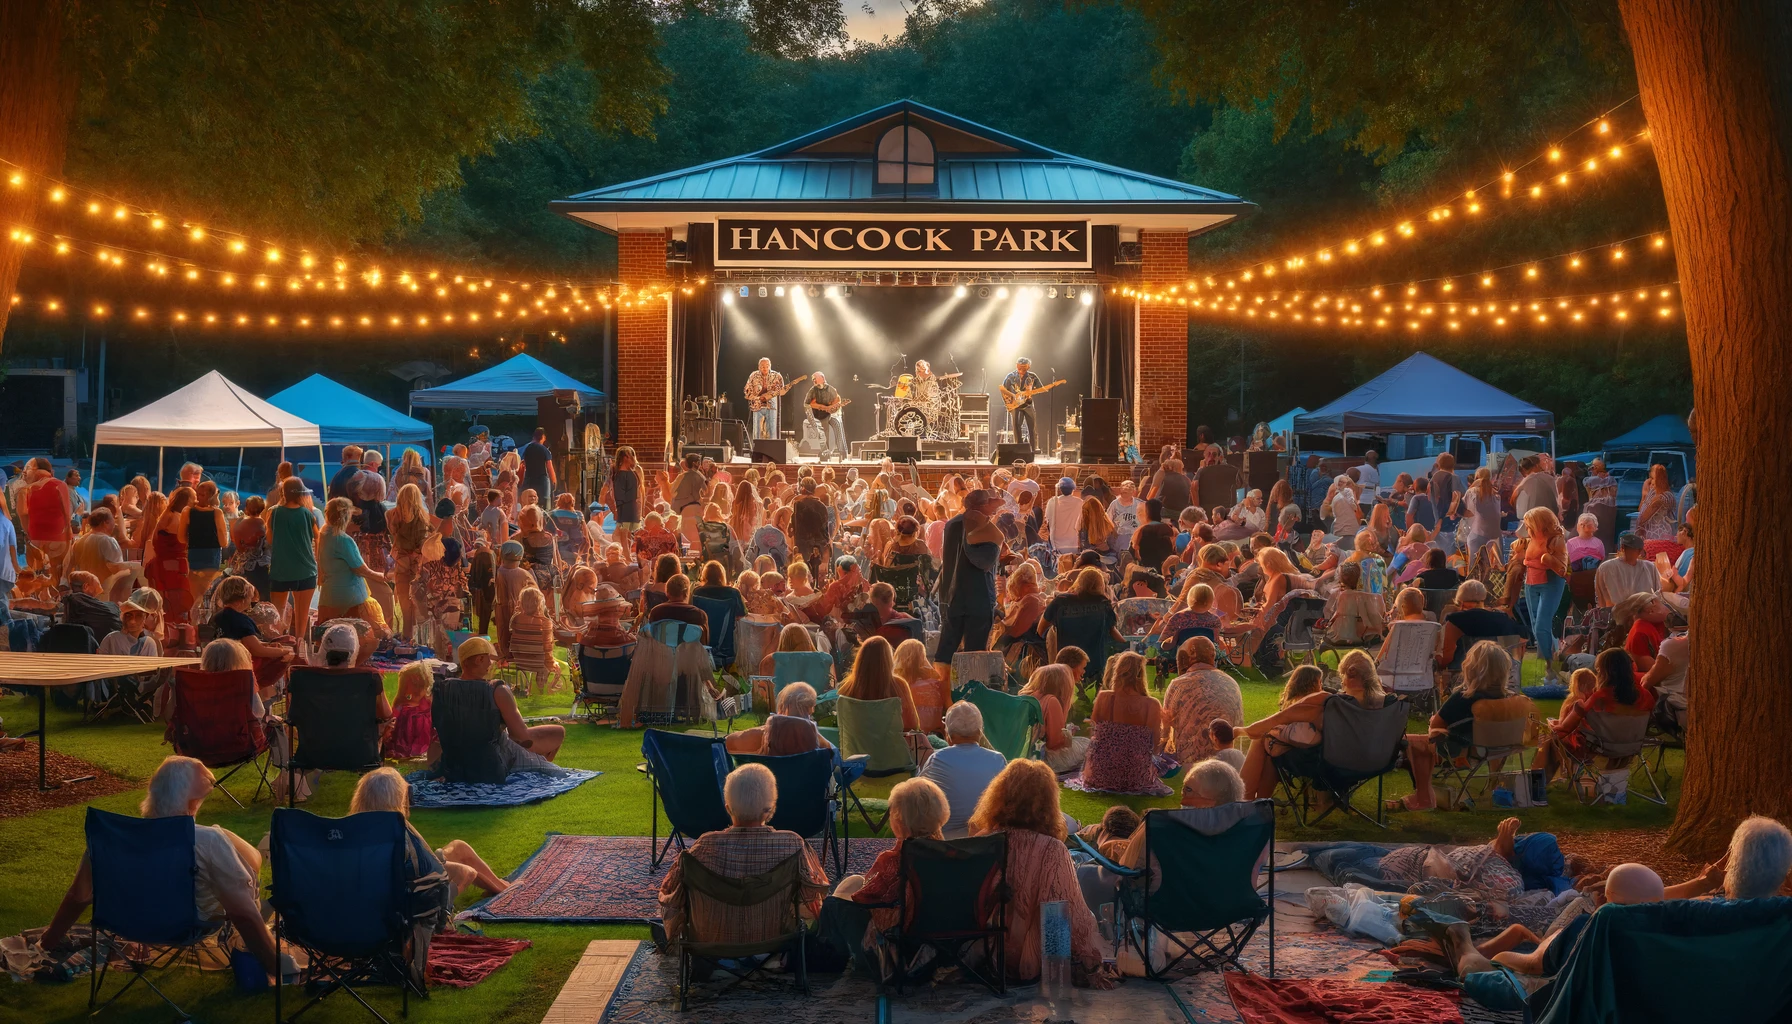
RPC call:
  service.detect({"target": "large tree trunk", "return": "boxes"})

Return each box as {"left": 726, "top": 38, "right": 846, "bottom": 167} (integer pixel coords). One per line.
{"left": 0, "top": 0, "right": 75, "bottom": 353}
{"left": 1620, "top": 0, "right": 1792, "bottom": 855}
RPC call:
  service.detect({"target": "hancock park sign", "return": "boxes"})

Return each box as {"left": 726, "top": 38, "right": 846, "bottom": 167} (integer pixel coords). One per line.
{"left": 715, "top": 218, "right": 1090, "bottom": 269}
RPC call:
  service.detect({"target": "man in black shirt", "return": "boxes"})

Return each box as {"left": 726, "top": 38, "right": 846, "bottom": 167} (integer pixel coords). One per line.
{"left": 790, "top": 479, "right": 832, "bottom": 579}
{"left": 1415, "top": 548, "right": 1462, "bottom": 591}
{"left": 1194, "top": 448, "right": 1240, "bottom": 512}
{"left": 805, "top": 372, "right": 847, "bottom": 460}
{"left": 1131, "top": 498, "right": 1177, "bottom": 572}
{"left": 520, "top": 428, "right": 556, "bottom": 504}
{"left": 931, "top": 489, "right": 1006, "bottom": 676}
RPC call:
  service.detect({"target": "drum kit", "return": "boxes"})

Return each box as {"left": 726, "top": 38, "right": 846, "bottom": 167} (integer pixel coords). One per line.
{"left": 871, "top": 368, "right": 964, "bottom": 440}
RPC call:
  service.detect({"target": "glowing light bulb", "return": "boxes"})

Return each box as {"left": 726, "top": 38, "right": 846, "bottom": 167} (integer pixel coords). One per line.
{"left": 49, "top": 187, "right": 65, "bottom": 202}
{"left": 190, "top": 227, "right": 205, "bottom": 241}
{"left": 1548, "top": 148, "right": 1562, "bottom": 162}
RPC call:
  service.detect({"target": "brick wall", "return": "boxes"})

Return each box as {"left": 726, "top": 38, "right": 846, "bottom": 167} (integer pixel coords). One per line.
{"left": 1135, "top": 229, "right": 1190, "bottom": 454}
{"left": 615, "top": 229, "right": 671, "bottom": 457}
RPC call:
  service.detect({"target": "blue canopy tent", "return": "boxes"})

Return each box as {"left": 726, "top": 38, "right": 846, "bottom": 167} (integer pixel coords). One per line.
{"left": 1267, "top": 407, "right": 1306, "bottom": 438}
{"left": 268, "top": 375, "right": 436, "bottom": 474}
{"left": 1605, "top": 414, "right": 1693, "bottom": 449}
{"left": 407, "top": 353, "right": 602, "bottom": 415}
{"left": 1293, "top": 351, "right": 1555, "bottom": 454}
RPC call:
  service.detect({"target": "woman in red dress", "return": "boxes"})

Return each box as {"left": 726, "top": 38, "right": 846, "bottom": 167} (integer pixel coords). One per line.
{"left": 146, "top": 486, "right": 195, "bottom": 624}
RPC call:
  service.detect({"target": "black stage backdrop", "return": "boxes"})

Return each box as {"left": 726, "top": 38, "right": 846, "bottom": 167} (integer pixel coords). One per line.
{"left": 717, "top": 285, "right": 1096, "bottom": 447}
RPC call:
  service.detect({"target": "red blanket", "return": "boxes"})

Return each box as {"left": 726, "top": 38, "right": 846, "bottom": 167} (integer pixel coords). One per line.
{"left": 1225, "top": 973, "right": 1465, "bottom": 1024}
{"left": 427, "top": 933, "right": 532, "bottom": 988}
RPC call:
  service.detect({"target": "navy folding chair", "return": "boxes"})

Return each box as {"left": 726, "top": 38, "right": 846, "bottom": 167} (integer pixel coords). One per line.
{"left": 572, "top": 642, "right": 633, "bottom": 722}
{"left": 732, "top": 748, "right": 845, "bottom": 875}
{"left": 271, "top": 808, "right": 445, "bottom": 1024}
{"left": 86, "top": 808, "right": 222, "bottom": 1020}
{"left": 692, "top": 594, "right": 740, "bottom": 668}
{"left": 640, "top": 729, "right": 732, "bottom": 869}
{"left": 284, "top": 667, "right": 385, "bottom": 806}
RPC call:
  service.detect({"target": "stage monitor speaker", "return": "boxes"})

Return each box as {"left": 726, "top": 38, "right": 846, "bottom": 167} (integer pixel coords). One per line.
{"left": 751, "top": 438, "right": 796, "bottom": 463}
{"left": 1080, "top": 398, "right": 1122, "bottom": 463}
{"left": 722, "top": 419, "right": 749, "bottom": 452}
{"left": 1245, "top": 450, "right": 1280, "bottom": 494}
{"left": 682, "top": 443, "right": 731, "bottom": 464}
{"left": 992, "top": 442, "right": 1035, "bottom": 465}
{"left": 886, "top": 436, "right": 921, "bottom": 464}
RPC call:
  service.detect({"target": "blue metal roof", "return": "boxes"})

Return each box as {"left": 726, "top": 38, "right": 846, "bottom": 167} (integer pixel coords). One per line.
{"left": 554, "top": 100, "right": 1248, "bottom": 217}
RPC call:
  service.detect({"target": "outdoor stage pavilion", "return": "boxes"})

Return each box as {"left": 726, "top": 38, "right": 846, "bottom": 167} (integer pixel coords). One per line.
{"left": 553, "top": 100, "right": 1252, "bottom": 478}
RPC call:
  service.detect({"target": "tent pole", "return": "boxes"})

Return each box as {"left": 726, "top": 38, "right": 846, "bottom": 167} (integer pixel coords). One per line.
{"left": 157, "top": 448, "right": 164, "bottom": 491}
{"left": 1550, "top": 430, "right": 1557, "bottom": 459}
{"left": 235, "top": 448, "right": 244, "bottom": 495}
{"left": 89, "top": 444, "right": 100, "bottom": 509}
{"left": 318, "top": 443, "right": 326, "bottom": 490}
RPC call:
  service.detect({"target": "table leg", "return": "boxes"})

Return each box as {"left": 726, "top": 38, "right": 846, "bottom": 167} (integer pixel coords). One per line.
{"left": 37, "top": 686, "right": 55, "bottom": 792}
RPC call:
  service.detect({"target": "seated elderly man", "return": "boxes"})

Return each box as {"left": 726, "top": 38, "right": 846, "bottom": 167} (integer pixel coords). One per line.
{"left": 1076, "top": 758, "right": 1247, "bottom": 915}
{"left": 724, "top": 682, "right": 835, "bottom": 756}
{"left": 916, "top": 701, "right": 1009, "bottom": 839}
{"left": 1594, "top": 532, "right": 1660, "bottom": 608}
{"left": 1659, "top": 815, "right": 1792, "bottom": 901}
{"left": 60, "top": 570, "right": 122, "bottom": 642}
{"left": 41, "top": 755, "right": 280, "bottom": 972}
{"left": 656, "top": 762, "right": 830, "bottom": 949}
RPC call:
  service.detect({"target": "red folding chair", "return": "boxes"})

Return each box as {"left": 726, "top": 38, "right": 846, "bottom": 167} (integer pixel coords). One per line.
{"left": 165, "top": 668, "right": 273, "bottom": 807}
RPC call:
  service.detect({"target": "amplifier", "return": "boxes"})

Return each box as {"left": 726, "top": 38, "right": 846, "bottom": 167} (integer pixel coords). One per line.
{"left": 887, "top": 436, "right": 921, "bottom": 464}
{"left": 681, "top": 442, "right": 732, "bottom": 463}
{"left": 751, "top": 438, "right": 796, "bottom": 463}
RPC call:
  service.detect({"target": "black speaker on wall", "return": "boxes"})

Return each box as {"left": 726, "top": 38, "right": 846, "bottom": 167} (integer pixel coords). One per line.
{"left": 886, "top": 436, "right": 921, "bottom": 463}
{"left": 992, "top": 442, "right": 1034, "bottom": 465}
{"left": 751, "top": 438, "right": 797, "bottom": 463}
{"left": 1080, "top": 398, "right": 1122, "bottom": 463}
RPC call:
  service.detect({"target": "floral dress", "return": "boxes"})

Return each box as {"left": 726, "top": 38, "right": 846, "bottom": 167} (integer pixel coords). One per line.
{"left": 1065, "top": 719, "right": 1173, "bottom": 796}
{"left": 1161, "top": 667, "right": 1243, "bottom": 770}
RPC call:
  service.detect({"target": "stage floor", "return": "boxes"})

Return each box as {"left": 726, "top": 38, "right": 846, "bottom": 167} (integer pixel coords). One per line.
{"left": 702, "top": 455, "right": 1145, "bottom": 488}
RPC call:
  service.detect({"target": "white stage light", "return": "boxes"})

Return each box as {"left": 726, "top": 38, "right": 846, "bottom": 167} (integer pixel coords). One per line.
{"left": 955, "top": 284, "right": 968, "bottom": 298}
{"left": 791, "top": 286, "right": 803, "bottom": 302}
{"left": 774, "top": 285, "right": 786, "bottom": 297}
{"left": 1080, "top": 290, "right": 1094, "bottom": 306}
{"left": 722, "top": 292, "right": 735, "bottom": 306}
{"left": 824, "top": 285, "right": 838, "bottom": 298}
{"left": 996, "top": 286, "right": 1009, "bottom": 299}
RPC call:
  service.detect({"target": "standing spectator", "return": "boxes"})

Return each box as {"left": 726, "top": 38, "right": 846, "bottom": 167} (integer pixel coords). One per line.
{"left": 931, "top": 488, "right": 1005, "bottom": 677}
{"left": 1106, "top": 480, "right": 1142, "bottom": 554}
{"left": 1406, "top": 476, "right": 1438, "bottom": 532}
{"left": 1428, "top": 452, "right": 1461, "bottom": 529}
{"left": 1635, "top": 464, "right": 1678, "bottom": 555}
{"left": 327, "top": 446, "right": 364, "bottom": 501}
{"left": 23, "top": 459, "right": 74, "bottom": 585}
{"left": 388, "top": 484, "right": 431, "bottom": 641}
{"left": 1512, "top": 456, "right": 1559, "bottom": 520}
{"left": 1149, "top": 457, "right": 1192, "bottom": 520}
{"left": 316, "top": 497, "right": 388, "bottom": 623}
{"left": 1195, "top": 448, "right": 1240, "bottom": 514}
{"left": 183, "top": 480, "right": 229, "bottom": 611}
{"left": 1519, "top": 507, "right": 1570, "bottom": 681}
{"left": 1354, "top": 449, "right": 1382, "bottom": 499}
{"left": 145, "top": 487, "right": 195, "bottom": 625}
{"left": 1583, "top": 457, "right": 1617, "bottom": 508}
{"left": 1461, "top": 467, "right": 1503, "bottom": 566}
{"left": 520, "top": 427, "right": 557, "bottom": 506}
{"left": 64, "top": 469, "right": 88, "bottom": 517}
{"left": 0, "top": 490, "right": 17, "bottom": 632}
{"left": 1042, "top": 567, "right": 1122, "bottom": 688}
{"left": 790, "top": 479, "right": 832, "bottom": 580}
{"left": 391, "top": 448, "right": 433, "bottom": 498}
{"left": 1328, "top": 475, "right": 1362, "bottom": 537}
{"left": 601, "top": 445, "right": 642, "bottom": 558}
{"left": 1130, "top": 499, "right": 1176, "bottom": 571}
{"left": 1290, "top": 454, "right": 1330, "bottom": 530}
{"left": 268, "top": 477, "right": 319, "bottom": 635}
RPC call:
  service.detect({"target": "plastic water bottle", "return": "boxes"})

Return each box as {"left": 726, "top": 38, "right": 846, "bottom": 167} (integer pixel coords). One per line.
{"left": 1040, "top": 899, "right": 1073, "bottom": 1020}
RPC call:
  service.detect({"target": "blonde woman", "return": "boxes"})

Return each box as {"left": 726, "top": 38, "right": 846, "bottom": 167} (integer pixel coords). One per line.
{"left": 1068, "top": 652, "right": 1169, "bottom": 796}
{"left": 315, "top": 497, "right": 390, "bottom": 623}
{"left": 391, "top": 448, "right": 433, "bottom": 498}
{"left": 1520, "top": 506, "right": 1570, "bottom": 680}
{"left": 1462, "top": 467, "right": 1503, "bottom": 569}
{"left": 1391, "top": 640, "right": 1516, "bottom": 811}
{"left": 1020, "top": 663, "right": 1089, "bottom": 773}
{"left": 1077, "top": 496, "right": 1118, "bottom": 558}
{"left": 388, "top": 483, "right": 432, "bottom": 641}
{"left": 350, "top": 767, "right": 508, "bottom": 897}
{"left": 1219, "top": 649, "right": 1387, "bottom": 799}
{"left": 893, "top": 637, "right": 946, "bottom": 734}
{"left": 182, "top": 480, "right": 230, "bottom": 609}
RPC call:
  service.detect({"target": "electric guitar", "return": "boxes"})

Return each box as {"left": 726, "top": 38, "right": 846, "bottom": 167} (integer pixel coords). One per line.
{"left": 1000, "top": 378, "right": 1068, "bottom": 411}
{"left": 808, "top": 396, "right": 852, "bottom": 417}
{"left": 767, "top": 373, "right": 810, "bottom": 398}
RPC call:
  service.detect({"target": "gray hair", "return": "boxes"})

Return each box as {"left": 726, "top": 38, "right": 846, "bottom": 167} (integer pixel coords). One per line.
{"left": 1577, "top": 512, "right": 1599, "bottom": 531}
{"left": 141, "top": 755, "right": 209, "bottom": 817}
{"left": 1278, "top": 504, "right": 1302, "bottom": 525}
{"left": 1726, "top": 815, "right": 1792, "bottom": 899}
{"left": 1209, "top": 747, "right": 1246, "bottom": 773}
{"left": 776, "top": 682, "right": 818, "bottom": 718}
{"left": 356, "top": 470, "right": 387, "bottom": 503}
{"left": 350, "top": 766, "right": 410, "bottom": 815}
{"left": 1455, "top": 579, "right": 1488, "bottom": 605}
{"left": 723, "top": 763, "right": 778, "bottom": 823}
{"left": 942, "top": 700, "right": 984, "bottom": 742}
{"left": 1183, "top": 758, "right": 1245, "bottom": 805}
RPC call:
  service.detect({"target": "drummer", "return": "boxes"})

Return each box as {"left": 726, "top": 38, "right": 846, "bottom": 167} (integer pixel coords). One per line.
{"left": 913, "top": 360, "right": 938, "bottom": 403}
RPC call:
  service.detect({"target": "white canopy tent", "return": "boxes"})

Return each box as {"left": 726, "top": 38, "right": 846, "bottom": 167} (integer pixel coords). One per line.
{"left": 91, "top": 370, "right": 324, "bottom": 492}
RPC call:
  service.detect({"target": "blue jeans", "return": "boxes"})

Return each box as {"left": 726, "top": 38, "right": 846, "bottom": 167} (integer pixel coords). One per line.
{"left": 821, "top": 413, "right": 847, "bottom": 457}
{"left": 1524, "top": 573, "right": 1567, "bottom": 663}
{"left": 751, "top": 408, "right": 777, "bottom": 440}
{"left": 0, "top": 579, "right": 12, "bottom": 638}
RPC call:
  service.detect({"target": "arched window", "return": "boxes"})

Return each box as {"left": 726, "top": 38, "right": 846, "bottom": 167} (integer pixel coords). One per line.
{"left": 876, "top": 126, "right": 935, "bottom": 187}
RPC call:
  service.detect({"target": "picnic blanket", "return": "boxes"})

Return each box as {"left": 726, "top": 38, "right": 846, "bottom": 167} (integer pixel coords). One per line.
{"left": 426, "top": 933, "right": 531, "bottom": 988}
{"left": 404, "top": 768, "right": 601, "bottom": 808}
{"left": 1225, "top": 974, "right": 1484, "bottom": 1024}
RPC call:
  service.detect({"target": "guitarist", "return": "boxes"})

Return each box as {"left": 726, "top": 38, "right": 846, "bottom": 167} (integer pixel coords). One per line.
{"left": 1000, "top": 357, "right": 1046, "bottom": 450}
{"left": 805, "top": 371, "right": 849, "bottom": 461}
{"left": 743, "top": 358, "right": 808, "bottom": 440}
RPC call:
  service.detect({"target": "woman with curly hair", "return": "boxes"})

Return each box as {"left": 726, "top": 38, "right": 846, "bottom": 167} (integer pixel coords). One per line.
{"left": 967, "top": 760, "right": 1116, "bottom": 989}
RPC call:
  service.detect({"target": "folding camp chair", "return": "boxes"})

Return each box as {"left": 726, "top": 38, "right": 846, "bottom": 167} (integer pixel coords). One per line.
{"left": 39, "top": 621, "right": 99, "bottom": 713}
{"left": 272, "top": 808, "right": 445, "bottom": 1024}
{"left": 1530, "top": 897, "right": 1792, "bottom": 1024}
{"left": 571, "top": 642, "right": 633, "bottom": 723}
{"left": 864, "top": 835, "right": 1009, "bottom": 996}
{"left": 952, "top": 680, "right": 1043, "bottom": 761}
{"left": 1073, "top": 801, "right": 1275, "bottom": 979}
{"left": 641, "top": 729, "right": 732, "bottom": 868}
{"left": 673, "top": 850, "right": 811, "bottom": 1010}
{"left": 1419, "top": 587, "right": 1456, "bottom": 622}
{"left": 692, "top": 594, "right": 740, "bottom": 668}
{"left": 835, "top": 694, "right": 919, "bottom": 832}
{"left": 165, "top": 668, "right": 272, "bottom": 807}
{"left": 1493, "top": 634, "right": 1528, "bottom": 693}
{"left": 1377, "top": 620, "right": 1443, "bottom": 717}
{"left": 1432, "top": 695, "right": 1533, "bottom": 803}
{"left": 628, "top": 619, "right": 715, "bottom": 726}
{"left": 1320, "top": 590, "right": 1387, "bottom": 658}
{"left": 750, "top": 650, "right": 836, "bottom": 715}
{"left": 1561, "top": 710, "right": 1667, "bottom": 805}
{"left": 1279, "top": 596, "right": 1328, "bottom": 669}
{"left": 1272, "top": 695, "right": 1410, "bottom": 827}
{"left": 85, "top": 808, "right": 223, "bottom": 1021}
{"left": 733, "top": 748, "right": 845, "bottom": 875}
{"left": 284, "top": 667, "right": 386, "bottom": 806}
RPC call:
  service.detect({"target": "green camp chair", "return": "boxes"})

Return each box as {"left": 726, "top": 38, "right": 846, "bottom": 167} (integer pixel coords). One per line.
{"left": 1530, "top": 897, "right": 1792, "bottom": 1024}
{"left": 1073, "top": 801, "right": 1275, "bottom": 979}
{"left": 863, "top": 835, "right": 1010, "bottom": 996}
{"left": 952, "top": 680, "right": 1043, "bottom": 761}
{"left": 835, "top": 694, "right": 918, "bottom": 832}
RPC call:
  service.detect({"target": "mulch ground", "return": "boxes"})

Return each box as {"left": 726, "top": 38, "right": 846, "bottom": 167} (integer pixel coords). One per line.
{"left": 1553, "top": 826, "right": 1706, "bottom": 883}
{"left": 0, "top": 744, "right": 138, "bottom": 818}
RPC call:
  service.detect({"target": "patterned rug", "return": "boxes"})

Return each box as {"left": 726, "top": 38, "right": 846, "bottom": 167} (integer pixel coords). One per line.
{"left": 466, "top": 834, "right": 896, "bottom": 924}
{"left": 404, "top": 768, "right": 601, "bottom": 808}
{"left": 598, "top": 941, "right": 1193, "bottom": 1024}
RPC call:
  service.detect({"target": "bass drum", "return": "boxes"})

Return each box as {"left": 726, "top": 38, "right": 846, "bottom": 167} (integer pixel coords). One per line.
{"left": 893, "top": 407, "right": 930, "bottom": 437}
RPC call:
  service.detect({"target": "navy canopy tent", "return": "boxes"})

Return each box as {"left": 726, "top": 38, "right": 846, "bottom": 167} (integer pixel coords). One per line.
{"left": 407, "top": 353, "right": 602, "bottom": 414}
{"left": 268, "top": 375, "right": 435, "bottom": 448}
{"left": 1294, "top": 352, "right": 1554, "bottom": 437}
{"left": 1605, "top": 414, "right": 1693, "bottom": 449}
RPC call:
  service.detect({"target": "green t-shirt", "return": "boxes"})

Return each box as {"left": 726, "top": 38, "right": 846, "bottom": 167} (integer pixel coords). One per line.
{"left": 317, "top": 530, "right": 368, "bottom": 609}
{"left": 268, "top": 504, "right": 319, "bottom": 583}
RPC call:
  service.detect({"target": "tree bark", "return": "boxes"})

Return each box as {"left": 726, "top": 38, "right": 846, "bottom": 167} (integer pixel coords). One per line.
{"left": 1620, "top": 0, "right": 1792, "bottom": 855}
{"left": 0, "top": 0, "right": 76, "bottom": 353}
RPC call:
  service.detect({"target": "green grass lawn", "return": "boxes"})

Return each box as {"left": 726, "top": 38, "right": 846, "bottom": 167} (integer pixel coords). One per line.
{"left": 0, "top": 654, "right": 1681, "bottom": 1022}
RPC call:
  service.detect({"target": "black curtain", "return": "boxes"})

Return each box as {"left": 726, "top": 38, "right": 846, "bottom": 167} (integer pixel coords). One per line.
{"left": 1090, "top": 224, "right": 1137, "bottom": 418}
{"left": 672, "top": 223, "right": 718, "bottom": 405}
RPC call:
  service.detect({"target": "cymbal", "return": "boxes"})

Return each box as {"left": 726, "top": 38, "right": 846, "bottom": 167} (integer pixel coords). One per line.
{"left": 866, "top": 383, "right": 891, "bottom": 389}
{"left": 936, "top": 371, "right": 964, "bottom": 380}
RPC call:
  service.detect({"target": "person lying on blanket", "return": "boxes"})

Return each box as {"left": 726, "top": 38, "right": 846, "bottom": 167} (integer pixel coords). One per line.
{"left": 1312, "top": 817, "right": 1594, "bottom": 904}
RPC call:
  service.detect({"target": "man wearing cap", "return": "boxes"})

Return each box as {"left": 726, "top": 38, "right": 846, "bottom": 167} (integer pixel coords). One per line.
{"left": 1000, "top": 357, "right": 1044, "bottom": 450}
{"left": 430, "top": 635, "right": 566, "bottom": 782}
{"left": 1595, "top": 531, "right": 1660, "bottom": 608}
{"left": 932, "top": 488, "right": 1008, "bottom": 677}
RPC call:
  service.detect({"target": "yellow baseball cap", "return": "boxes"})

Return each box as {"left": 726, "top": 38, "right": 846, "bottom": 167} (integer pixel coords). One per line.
{"left": 456, "top": 636, "right": 498, "bottom": 663}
